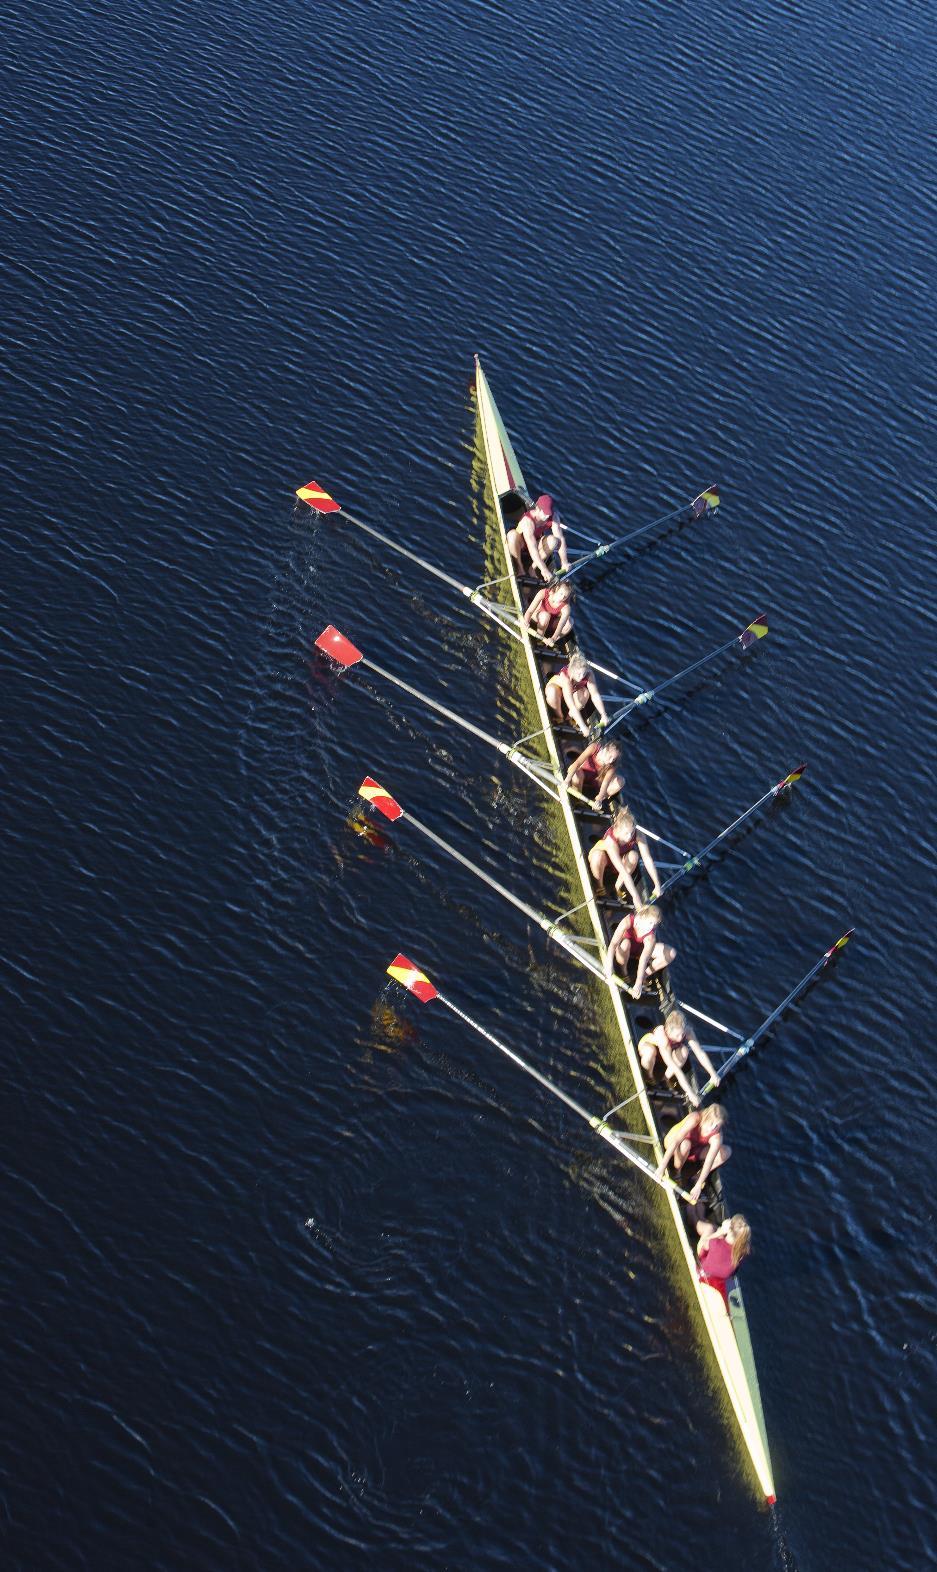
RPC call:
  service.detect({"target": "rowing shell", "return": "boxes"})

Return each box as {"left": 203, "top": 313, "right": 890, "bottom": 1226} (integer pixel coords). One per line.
{"left": 473, "top": 355, "right": 776, "bottom": 1504}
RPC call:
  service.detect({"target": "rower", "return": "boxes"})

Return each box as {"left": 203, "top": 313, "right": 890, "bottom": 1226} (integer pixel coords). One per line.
{"left": 588, "top": 805, "right": 660, "bottom": 906}
{"left": 507, "top": 493, "right": 570, "bottom": 582}
{"left": 638, "top": 1008, "right": 721, "bottom": 1107}
{"left": 564, "top": 738, "right": 624, "bottom": 807}
{"left": 696, "top": 1214, "right": 751, "bottom": 1282}
{"left": 524, "top": 579, "right": 573, "bottom": 646}
{"left": 545, "top": 650, "right": 608, "bottom": 736}
{"left": 605, "top": 902, "right": 675, "bottom": 999}
{"left": 654, "top": 1104, "right": 730, "bottom": 1207}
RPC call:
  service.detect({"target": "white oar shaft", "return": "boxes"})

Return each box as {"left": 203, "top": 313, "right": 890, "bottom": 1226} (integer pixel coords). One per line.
{"left": 406, "top": 809, "right": 604, "bottom": 980}
{"left": 435, "top": 991, "right": 691, "bottom": 1201}
{"left": 359, "top": 653, "right": 562, "bottom": 804}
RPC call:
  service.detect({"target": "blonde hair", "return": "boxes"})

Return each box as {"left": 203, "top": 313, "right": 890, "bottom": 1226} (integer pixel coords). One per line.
{"left": 567, "top": 651, "right": 589, "bottom": 680}
{"left": 700, "top": 1103, "right": 727, "bottom": 1134}
{"left": 726, "top": 1215, "right": 751, "bottom": 1270}
{"left": 613, "top": 806, "right": 636, "bottom": 836}
{"left": 636, "top": 902, "right": 661, "bottom": 926}
{"left": 664, "top": 1009, "right": 686, "bottom": 1040}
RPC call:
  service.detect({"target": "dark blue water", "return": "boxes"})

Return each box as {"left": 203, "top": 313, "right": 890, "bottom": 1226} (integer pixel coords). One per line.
{"left": 2, "top": 1, "right": 935, "bottom": 1567}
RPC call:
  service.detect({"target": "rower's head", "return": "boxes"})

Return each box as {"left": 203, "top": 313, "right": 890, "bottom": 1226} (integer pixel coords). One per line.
{"left": 700, "top": 1103, "right": 727, "bottom": 1135}
{"left": 595, "top": 740, "right": 620, "bottom": 768}
{"left": 535, "top": 493, "right": 554, "bottom": 518}
{"left": 567, "top": 651, "right": 589, "bottom": 682}
{"left": 725, "top": 1214, "right": 751, "bottom": 1268}
{"left": 612, "top": 806, "right": 636, "bottom": 837}
{"left": 663, "top": 1009, "right": 686, "bottom": 1043}
{"left": 548, "top": 580, "right": 572, "bottom": 605}
{"left": 636, "top": 902, "right": 661, "bottom": 928}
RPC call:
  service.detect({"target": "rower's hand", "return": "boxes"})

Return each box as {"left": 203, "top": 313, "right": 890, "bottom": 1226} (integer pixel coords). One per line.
{"left": 689, "top": 1092, "right": 701, "bottom": 1110}
{"left": 711, "top": 1073, "right": 722, "bottom": 1088}
{"left": 652, "top": 884, "right": 662, "bottom": 900}
{"left": 689, "top": 1183, "right": 703, "bottom": 1205}
{"left": 628, "top": 984, "right": 642, "bottom": 1000}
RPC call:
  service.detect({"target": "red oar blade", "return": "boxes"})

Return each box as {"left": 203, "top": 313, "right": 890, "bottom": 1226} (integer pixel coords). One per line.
{"left": 776, "top": 762, "right": 806, "bottom": 792}
{"left": 824, "top": 928, "right": 854, "bottom": 962}
{"left": 296, "top": 479, "right": 341, "bottom": 512}
{"left": 359, "top": 775, "right": 403, "bottom": 821}
{"left": 739, "top": 613, "right": 769, "bottom": 650}
{"left": 387, "top": 953, "right": 438, "bottom": 1003}
{"left": 315, "top": 625, "right": 362, "bottom": 668}
{"left": 691, "top": 484, "right": 720, "bottom": 517}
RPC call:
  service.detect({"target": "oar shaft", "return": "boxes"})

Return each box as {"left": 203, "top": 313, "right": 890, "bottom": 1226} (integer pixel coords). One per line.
{"left": 435, "top": 991, "right": 691, "bottom": 1200}
{"left": 406, "top": 809, "right": 605, "bottom": 981}
{"left": 659, "top": 781, "right": 779, "bottom": 896}
{"left": 563, "top": 497, "right": 703, "bottom": 580}
{"left": 360, "top": 653, "right": 562, "bottom": 804}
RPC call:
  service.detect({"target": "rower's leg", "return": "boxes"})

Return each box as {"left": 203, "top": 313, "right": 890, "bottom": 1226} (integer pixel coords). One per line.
{"left": 672, "top": 1137, "right": 694, "bottom": 1173}
{"left": 647, "top": 942, "right": 677, "bottom": 975}
{"left": 710, "top": 1143, "right": 731, "bottom": 1171}
{"left": 588, "top": 846, "right": 609, "bottom": 885}
{"left": 638, "top": 1036, "right": 658, "bottom": 1076}
{"left": 545, "top": 682, "right": 564, "bottom": 721}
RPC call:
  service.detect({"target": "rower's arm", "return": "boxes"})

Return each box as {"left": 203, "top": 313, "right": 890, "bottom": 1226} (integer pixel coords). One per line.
{"left": 631, "top": 936, "right": 654, "bottom": 997}
{"left": 612, "top": 851, "right": 642, "bottom": 908}
{"left": 523, "top": 588, "right": 545, "bottom": 626}
{"left": 587, "top": 678, "right": 608, "bottom": 727}
{"left": 553, "top": 516, "right": 570, "bottom": 572}
{"left": 637, "top": 834, "right": 661, "bottom": 899}
{"left": 547, "top": 607, "right": 572, "bottom": 645}
{"left": 521, "top": 516, "right": 552, "bottom": 581}
{"left": 687, "top": 1027, "right": 720, "bottom": 1087}
{"left": 568, "top": 686, "right": 591, "bottom": 736}
{"left": 689, "top": 1138, "right": 722, "bottom": 1202}
{"left": 658, "top": 1040, "right": 700, "bottom": 1107}
{"left": 605, "top": 914, "right": 627, "bottom": 978}
{"left": 654, "top": 1116, "right": 687, "bottom": 1178}
{"left": 565, "top": 742, "right": 593, "bottom": 784}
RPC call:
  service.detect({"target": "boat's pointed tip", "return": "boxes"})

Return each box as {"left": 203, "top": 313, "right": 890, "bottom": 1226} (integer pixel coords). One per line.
{"left": 765, "top": 1492, "right": 777, "bottom": 1506}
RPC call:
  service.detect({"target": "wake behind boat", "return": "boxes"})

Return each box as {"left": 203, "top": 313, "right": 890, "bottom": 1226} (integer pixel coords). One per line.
{"left": 301, "top": 357, "right": 853, "bottom": 1505}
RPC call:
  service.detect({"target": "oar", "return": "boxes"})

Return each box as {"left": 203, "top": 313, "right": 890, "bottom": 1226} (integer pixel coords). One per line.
{"left": 360, "top": 777, "right": 614, "bottom": 983}
{"left": 297, "top": 480, "right": 524, "bottom": 638}
{"left": 386, "top": 954, "right": 694, "bottom": 1201}
{"left": 560, "top": 486, "right": 720, "bottom": 581}
{"left": 658, "top": 765, "right": 806, "bottom": 896}
{"left": 604, "top": 614, "right": 769, "bottom": 736}
{"left": 315, "top": 625, "right": 562, "bottom": 801}
{"left": 297, "top": 481, "right": 636, "bottom": 691}
{"left": 697, "top": 931, "right": 854, "bottom": 1095}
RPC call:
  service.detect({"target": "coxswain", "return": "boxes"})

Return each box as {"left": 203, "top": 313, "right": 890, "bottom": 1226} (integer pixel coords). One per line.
{"left": 654, "top": 1104, "right": 730, "bottom": 1206}
{"left": 588, "top": 805, "right": 660, "bottom": 906}
{"left": 507, "top": 493, "right": 570, "bottom": 582}
{"left": 564, "top": 738, "right": 624, "bottom": 807}
{"left": 524, "top": 579, "right": 573, "bottom": 645}
{"left": 638, "top": 1008, "right": 721, "bottom": 1107}
{"left": 545, "top": 651, "right": 608, "bottom": 736}
{"left": 605, "top": 902, "right": 675, "bottom": 998}
{"left": 695, "top": 1214, "right": 751, "bottom": 1281}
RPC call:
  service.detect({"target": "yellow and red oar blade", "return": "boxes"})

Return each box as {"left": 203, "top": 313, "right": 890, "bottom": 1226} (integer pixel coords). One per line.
{"left": 739, "top": 613, "right": 769, "bottom": 649}
{"left": 315, "top": 624, "right": 363, "bottom": 667}
{"left": 691, "top": 484, "right": 720, "bottom": 517}
{"left": 824, "top": 928, "right": 854, "bottom": 961}
{"left": 776, "top": 762, "right": 806, "bottom": 791}
{"left": 296, "top": 479, "right": 341, "bottom": 513}
{"left": 358, "top": 775, "right": 404, "bottom": 821}
{"left": 387, "top": 953, "right": 438, "bottom": 1002}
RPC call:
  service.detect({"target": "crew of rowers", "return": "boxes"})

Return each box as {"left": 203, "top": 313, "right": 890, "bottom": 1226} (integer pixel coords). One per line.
{"left": 512, "top": 488, "right": 751, "bottom": 1282}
